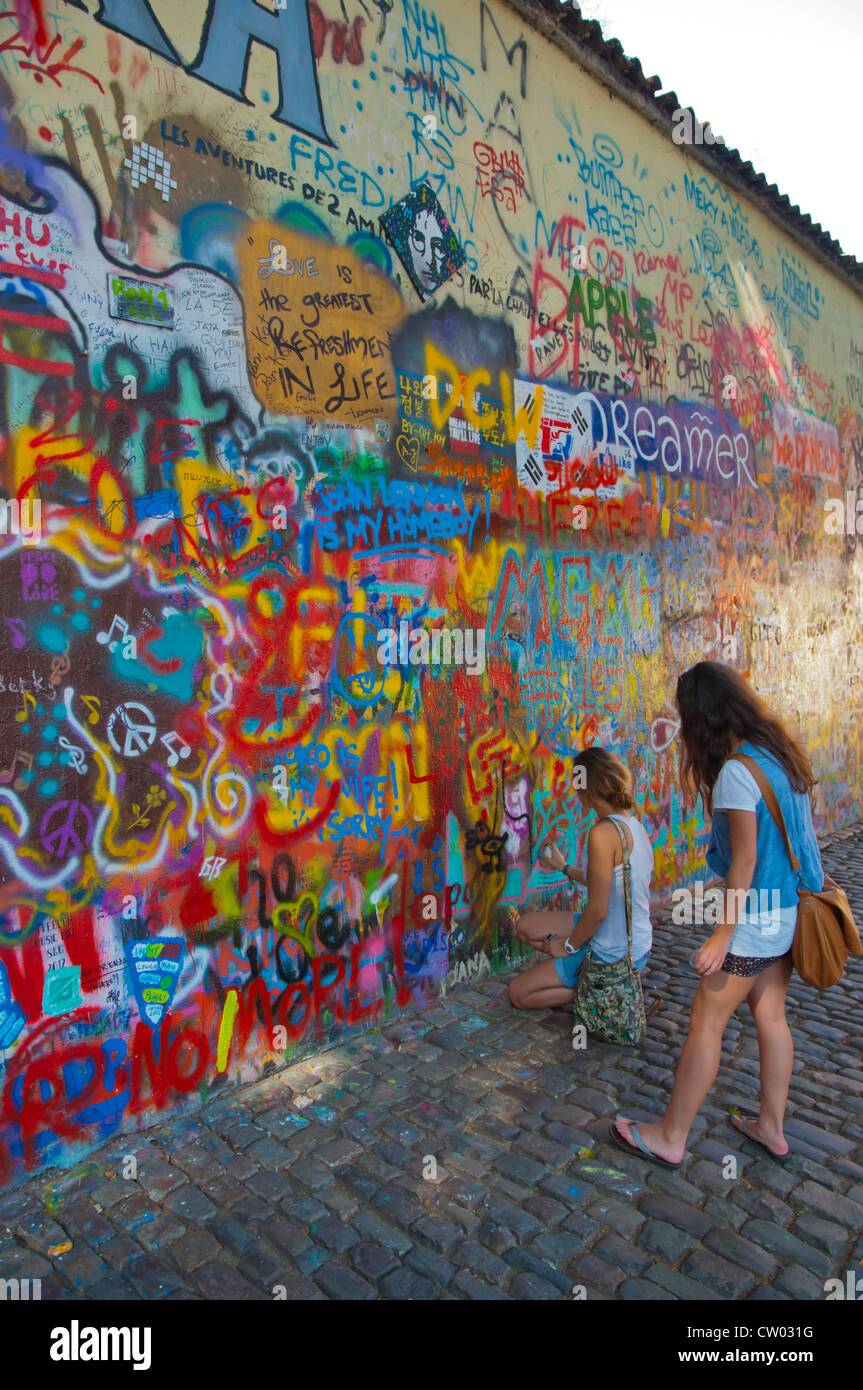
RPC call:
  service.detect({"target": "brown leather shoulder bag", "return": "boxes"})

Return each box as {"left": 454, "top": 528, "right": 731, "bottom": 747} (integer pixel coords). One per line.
{"left": 728, "top": 753, "right": 862, "bottom": 988}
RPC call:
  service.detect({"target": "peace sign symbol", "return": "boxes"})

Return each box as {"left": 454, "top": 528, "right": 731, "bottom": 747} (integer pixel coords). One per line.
{"left": 107, "top": 702, "right": 157, "bottom": 758}
{"left": 40, "top": 799, "right": 94, "bottom": 858}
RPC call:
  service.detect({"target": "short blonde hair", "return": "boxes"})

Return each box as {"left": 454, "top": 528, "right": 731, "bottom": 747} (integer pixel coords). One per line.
{"left": 572, "top": 747, "right": 634, "bottom": 810}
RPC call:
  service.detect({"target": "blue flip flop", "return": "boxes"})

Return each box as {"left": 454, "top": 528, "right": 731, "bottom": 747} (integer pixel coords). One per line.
{"left": 608, "top": 1118, "right": 682, "bottom": 1169}
{"left": 731, "top": 1114, "right": 791, "bottom": 1163}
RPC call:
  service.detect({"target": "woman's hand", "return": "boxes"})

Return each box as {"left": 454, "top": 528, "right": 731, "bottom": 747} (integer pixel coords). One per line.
{"left": 547, "top": 937, "right": 570, "bottom": 959}
{"left": 540, "top": 840, "right": 568, "bottom": 875}
{"left": 695, "top": 929, "right": 733, "bottom": 977}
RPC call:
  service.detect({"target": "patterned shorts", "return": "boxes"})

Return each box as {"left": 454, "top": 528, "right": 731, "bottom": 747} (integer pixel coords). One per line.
{"left": 722, "top": 951, "right": 787, "bottom": 978}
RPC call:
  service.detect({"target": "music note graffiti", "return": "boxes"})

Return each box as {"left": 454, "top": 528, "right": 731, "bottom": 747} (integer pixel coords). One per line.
{"left": 14, "top": 691, "right": 36, "bottom": 724}
{"left": 0, "top": 750, "right": 33, "bottom": 790}
{"left": 49, "top": 651, "right": 71, "bottom": 686}
{"left": 96, "top": 614, "right": 129, "bottom": 653}
{"left": 81, "top": 695, "right": 101, "bottom": 725}
{"left": 4, "top": 618, "right": 25, "bottom": 649}
{"left": 160, "top": 731, "right": 191, "bottom": 769}
{"left": 58, "top": 736, "right": 88, "bottom": 775}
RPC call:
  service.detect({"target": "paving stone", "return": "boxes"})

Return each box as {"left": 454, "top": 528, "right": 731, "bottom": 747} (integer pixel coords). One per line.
{"left": 747, "top": 1284, "right": 791, "bottom": 1300}
{"left": 566, "top": 1253, "right": 626, "bottom": 1294}
{"left": 237, "top": 1249, "right": 286, "bottom": 1291}
{"left": 619, "top": 1276, "right": 677, "bottom": 1300}
{"left": 192, "top": 1259, "right": 269, "bottom": 1300}
{"left": 80, "top": 1277, "right": 141, "bottom": 1301}
{"left": 525, "top": 1195, "right": 568, "bottom": 1227}
{"left": 404, "top": 1244, "right": 454, "bottom": 1288}
{"left": 134, "top": 1211, "right": 186, "bottom": 1253}
{"left": 509, "top": 1272, "right": 564, "bottom": 1300}
{"left": 732, "top": 1188, "right": 794, "bottom": 1226}
{"left": 592, "top": 1233, "right": 651, "bottom": 1276}
{"left": 206, "top": 1217, "right": 263, "bottom": 1260}
{"left": 287, "top": 1157, "right": 339, "bottom": 1193}
{"left": 201, "top": 1175, "right": 249, "bottom": 1209}
{"left": 126, "top": 1254, "right": 186, "bottom": 1298}
{"left": 135, "top": 1159, "right": 190, "bottom": 1199}
{"left": 351, "top": 1242, "right": 399, "bottom": 1282}
{"left": 639, "top": 1194, "right": 713, "bottom": 1239}
{"left": 280, "top": 1194, "right": 329, "bottom": 1227}
{"left": 412, "top": 1215, "right": 462, "bottom": 1252}
{"left": 790, "top": 1181, "right": 863, "bottom": 1228}
{"left": 477, "top": 1221, "right": 516, "bottom": 1255}
{"left": 450, "top": 1238, "right": 509, "bottom": 1286}
{"left": 681, "top": 1249, "right": 755, "bottom": 1298}
{"left": 740, "top": 1220, "right": 832, "bottom": 1278}
{"left": 352, "top": 1210, "right": 413, "bottom": 1257}
{"left": 505, "top": 1248, "right": 571, "bottom": 1294}
{"left": 481, "top": 1195, "right": 543, "bottom": 1241}
{"left": 13, "top": 1214, "right": 71, "bottom": 1256}
{"left": 0, "top": 1246, "right": 52, "bottom": 1279}
{"left": 452, "top": 1269, "right": 512, "bottom": 1300}
{"left": 170, "top": 1228, "right": 222, "bottom": 1272}
{"left": 637, "top": 1219, "right": 695, "bottom": 1262}
{"left": 379, "top": 1267, "right": 436, "bottom": 1300}
{"left": 773, "top": 1264, "right": 829, "bottom": 1300}
{"left": 371, "top": 1187, "right": 426, "bottom": 1230}
{"left": 643, "top": 1263, "right": 723, "bottom": 1301}
{"left": 162, "top": 1185, "right": 218, "bottom": 1223}
{"left": 791, "top": 1214, "right": 850, "bottom": 1257}
{"left": 585, "top": 1198, "right": 644, "bottom": 1240}
{"left": 245, "top": 1170, "right": 294, "bottom": 1204}
{"left": 562, "top": 1213, "right": 601, "bottom": 1245}
{"left": 310, "top": 1217, "right": 359, "bottom": 1253}
{"left": 266, "top": 1222, "right": 322, "bottom": 1276}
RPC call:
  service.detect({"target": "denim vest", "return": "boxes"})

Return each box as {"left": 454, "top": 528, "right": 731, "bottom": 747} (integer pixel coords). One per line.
{"left": 706, "top": 741, "right": 824, "bottom": 937}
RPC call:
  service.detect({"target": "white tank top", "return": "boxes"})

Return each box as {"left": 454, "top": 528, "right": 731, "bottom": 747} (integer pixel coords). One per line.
{"left": 588, "top": 813, "right": 653, "bottom": 963}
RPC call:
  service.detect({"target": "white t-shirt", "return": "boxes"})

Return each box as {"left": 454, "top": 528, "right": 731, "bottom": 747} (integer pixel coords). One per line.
{"left": 712, "top": 759, "right": 796, "bottom": 944}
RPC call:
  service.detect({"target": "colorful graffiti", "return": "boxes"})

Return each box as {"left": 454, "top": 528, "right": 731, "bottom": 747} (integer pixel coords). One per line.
{"left": 0, "top": 0, "right": 860, "bottom": 1184}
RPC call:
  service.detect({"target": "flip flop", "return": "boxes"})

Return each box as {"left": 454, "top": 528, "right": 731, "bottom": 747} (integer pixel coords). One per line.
{"left": 730, "top": 1114, "right": 791, "bottom": 1163}
{"left": 607, "top": 1118, "right": 682, "bottom": 1169}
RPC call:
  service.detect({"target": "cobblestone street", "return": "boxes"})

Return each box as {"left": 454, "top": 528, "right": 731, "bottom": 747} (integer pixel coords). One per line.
{"left": 3, "top": 826, "right": 863, "bottom": 1303}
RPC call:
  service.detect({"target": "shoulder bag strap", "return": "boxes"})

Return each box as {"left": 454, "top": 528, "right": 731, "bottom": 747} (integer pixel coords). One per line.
{"left": 727, "top": 752, "right": 801, "bottom": 873}
{"left": 599, "top": 815, "right": 635, "bottom": 961}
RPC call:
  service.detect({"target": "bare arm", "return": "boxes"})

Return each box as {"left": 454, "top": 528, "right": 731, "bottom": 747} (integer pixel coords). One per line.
{"left": 549, "top": 821, "right": 617, "bottom": 956}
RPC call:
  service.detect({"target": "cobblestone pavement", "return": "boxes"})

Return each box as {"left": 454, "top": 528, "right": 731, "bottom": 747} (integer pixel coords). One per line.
{"left": 3, "top": 826, "right": 863, "bottom": 1302}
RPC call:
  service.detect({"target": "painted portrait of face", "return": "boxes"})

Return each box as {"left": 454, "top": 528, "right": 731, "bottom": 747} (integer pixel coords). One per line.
{"left": 381, "top": 181, "right": 466, "bottom": 301}
{"left": 409, "top": 207, "right": 446, "bottom": 293}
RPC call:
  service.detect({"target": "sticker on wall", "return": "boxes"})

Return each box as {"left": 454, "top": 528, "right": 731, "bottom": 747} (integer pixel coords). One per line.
{"left": 108, "top": 273, "right": 175, "bottom": 329}
{"left": 238, "top": 221, "right": 405, "bottom": 426}
{"left": 126, "top": 939, "right": 184, "bottom": 1029}
{"left": 42, "top": 965, "right": 82, "bottom": 1018}
{"left": 381, "top": 182, "right": 466, "bottom": 301}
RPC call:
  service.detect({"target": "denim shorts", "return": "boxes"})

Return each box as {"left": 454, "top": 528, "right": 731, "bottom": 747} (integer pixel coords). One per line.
{"left": 554, "top": 944, "right": 650, "bottom": 988}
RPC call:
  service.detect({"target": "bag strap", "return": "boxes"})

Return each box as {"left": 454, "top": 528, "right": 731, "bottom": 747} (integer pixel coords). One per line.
{"left": 600, "top": 815, "right": 635, "bottom": 960}
{"left": 727, "top": 752, "right": 801, "bottom": 873}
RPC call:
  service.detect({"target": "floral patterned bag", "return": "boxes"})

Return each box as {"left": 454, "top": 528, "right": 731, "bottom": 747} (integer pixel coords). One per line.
{"left": 573, "top": 817, "right": 646, "bottom": 1046}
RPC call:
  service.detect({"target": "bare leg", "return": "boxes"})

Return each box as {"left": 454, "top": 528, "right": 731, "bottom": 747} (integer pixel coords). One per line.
{"left": 615, "top": 969, "right": 754, "bottom": 1163}
{"left": 730, "top": 955, "right": 793, "bottom": 1155}
{"left": 508, "top": 957, "right": 575, "bottom": 1010}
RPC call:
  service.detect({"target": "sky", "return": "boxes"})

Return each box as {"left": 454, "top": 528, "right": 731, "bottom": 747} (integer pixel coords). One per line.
{"left": 573, "top": 0, "right": 863, "bottom": 264}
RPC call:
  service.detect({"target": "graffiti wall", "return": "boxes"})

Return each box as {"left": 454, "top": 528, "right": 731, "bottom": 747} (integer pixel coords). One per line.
{"left": 0, "top": 0, "right": 860, "bottom": 1184}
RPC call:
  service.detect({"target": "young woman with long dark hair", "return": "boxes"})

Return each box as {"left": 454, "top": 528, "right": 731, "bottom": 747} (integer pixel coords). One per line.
{"left": 508, "top": 747, "right": 653, "bottom": 1010}
{"left": 611, "top": 661, "right": 825, "bottom": 1167}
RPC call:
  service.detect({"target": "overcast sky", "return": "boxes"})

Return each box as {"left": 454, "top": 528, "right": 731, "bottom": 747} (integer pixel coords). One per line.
{"left": 574, "top": 0, "right": 862, "bottom": 263}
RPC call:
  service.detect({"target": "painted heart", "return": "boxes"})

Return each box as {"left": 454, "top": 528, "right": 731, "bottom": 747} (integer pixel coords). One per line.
{"left": 396, "top": 433, "right": 420, "bottom": 471}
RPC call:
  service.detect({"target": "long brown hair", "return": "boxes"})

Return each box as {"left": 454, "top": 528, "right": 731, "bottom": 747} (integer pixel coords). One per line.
{"left": 675, "top": 662, "right": 815, "bottom": 812}
{"left": 572, "top": 747, "right": 634, "bottom": 811}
